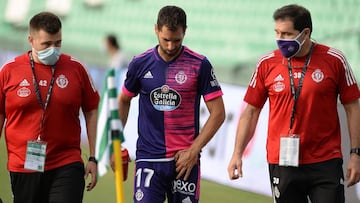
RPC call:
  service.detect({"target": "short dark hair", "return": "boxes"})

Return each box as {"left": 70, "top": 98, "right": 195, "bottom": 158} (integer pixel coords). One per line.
{"left": 156, "top": 5, "right": 187, "bottom": 32}
{"left": 29, "top": 12, "right": 62, "bottom": 34}
{"left": 273, "top": 4, "right": 312, "bottom": 35}
{"left": 106, "top": 34, "right": 120, "bottom": 49}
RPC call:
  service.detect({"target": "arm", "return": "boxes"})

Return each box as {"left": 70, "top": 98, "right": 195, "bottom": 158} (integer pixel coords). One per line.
{"left": 344, "top": 99, "right": 360, "bottom": 187}
{"left": 110, "top": 91, "right": 132, "bottom": 171}
{"left": 0, "top": 114, "right": 5, "bottom": 139}
{"left": 227, "top": 103, "right": 261, "bottom": 180}
{"left": 118, "top": 91, "right": 132, "bottom": 127}
{"left": 175, "top": 96, "right": 226, "bottom": 180}
{"left": 83, "top": 109, "right": 98, "bottom": 191}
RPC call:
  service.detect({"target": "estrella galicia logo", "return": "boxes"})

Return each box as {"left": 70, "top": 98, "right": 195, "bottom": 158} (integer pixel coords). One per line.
{"left": 150, "top": 85, "right": 181, "bottom": 111}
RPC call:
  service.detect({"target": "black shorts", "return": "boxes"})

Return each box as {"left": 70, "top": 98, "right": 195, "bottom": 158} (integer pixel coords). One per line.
{"left": 10, "top": 162, "right": 85, "bottom": 203}
{"left": 269, "top": 158, "right": 345, "bottom": 203}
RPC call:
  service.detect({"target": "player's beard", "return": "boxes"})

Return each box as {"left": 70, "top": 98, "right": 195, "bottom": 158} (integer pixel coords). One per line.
{"left": 159, "top": 45, "right": 181, "bottom": 60}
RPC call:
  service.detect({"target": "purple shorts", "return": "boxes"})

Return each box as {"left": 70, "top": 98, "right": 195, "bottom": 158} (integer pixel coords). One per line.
{"left": 133, "top": 160, "right": 200, "bottom": 203}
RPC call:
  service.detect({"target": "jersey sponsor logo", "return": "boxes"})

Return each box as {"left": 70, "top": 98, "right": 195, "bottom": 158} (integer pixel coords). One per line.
{"left": 311, "top": 69, "right": 324, "bottom": 83}
{"left": 150, "top": 85, "right": 181, "bottom": 111}
{"left": 56, "top": 74, "right": 69, "bottom": 88}
{"left": 19, "top": 79, "right": 30, "bottom": 86}
{"left": 273, "top": 74, "right": 285, "bottom": 92}
{"left": 144, "top": 71, "right": 153, "bottom": 78}
{"left": 173, "top": 179, "right": 196, "bottom": 196}
{"left": 175, "top": 71, "right": 187, "bottom": 84}
{"left": 210, "top": 68, "right": 220, "bottom": 87}
{"left": 273, "top": 81, "right": 285, "bottom": 92}
{"left": 17, "top": 87, "right": 31, "bottom": 97}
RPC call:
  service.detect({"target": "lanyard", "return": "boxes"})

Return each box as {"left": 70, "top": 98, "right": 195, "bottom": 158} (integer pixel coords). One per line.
{"left": 29, "top": 52, "right": 56, "bottom": 140}
{"left": 287, "top": 43, "right": 314, "bottom": 132}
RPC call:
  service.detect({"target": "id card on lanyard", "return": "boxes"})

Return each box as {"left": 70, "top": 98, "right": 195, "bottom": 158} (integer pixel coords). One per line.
{"left": 24, "top": 52, "right": 55, "bottom": 172}
{"left": 279, "top": 135, "right": 300, "bottom": 167}
{"left": 24, "top": 140, "right": 47, "bottom": 172}
{"left": 278, "top": 43, "right": 314, "bottom": 167}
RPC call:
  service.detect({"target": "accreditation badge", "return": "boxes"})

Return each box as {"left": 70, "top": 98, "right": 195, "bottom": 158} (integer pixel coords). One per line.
{"left": 279, "top": 134, "right": 299, "bottom": 167}
{"left": 24, "top": 140, "right": 47, "bottom": 172}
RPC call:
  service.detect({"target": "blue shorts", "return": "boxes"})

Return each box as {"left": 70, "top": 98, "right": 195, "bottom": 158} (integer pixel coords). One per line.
{"left": 133, "top": 160, "right": 200, "bottom": 203}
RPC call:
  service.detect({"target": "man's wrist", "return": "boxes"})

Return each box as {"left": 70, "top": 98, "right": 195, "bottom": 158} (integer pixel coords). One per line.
{"left": 88, "top": 156, "right": 98, "bottom": 164}
{"left": 350, "top": 148, "right": 360, "bottom": 156}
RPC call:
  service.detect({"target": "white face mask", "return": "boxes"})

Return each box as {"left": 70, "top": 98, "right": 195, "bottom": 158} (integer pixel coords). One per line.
{"left": 33, "top": 47, "right": 61, "bottom": 65}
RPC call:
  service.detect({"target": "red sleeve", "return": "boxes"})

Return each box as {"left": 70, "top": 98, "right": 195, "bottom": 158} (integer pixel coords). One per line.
{"left": 0, "top": 64, "right": 7, "bottom": 114}
{"left": 80, "top": 65, "right": 100, "bottom": 112}
{"left": 331, "top": 49, "right": 360, "bottom": 104}
{"left": 244, "top": 61, "right": 268, "bottom": 109}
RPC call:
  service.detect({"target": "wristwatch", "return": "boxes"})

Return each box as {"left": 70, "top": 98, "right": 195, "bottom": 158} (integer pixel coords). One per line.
{"left": 350, "top": 148, "right": 360, "bottom": 156}
{"left": 88, "top": 156, "right": 98, "bottom": 164}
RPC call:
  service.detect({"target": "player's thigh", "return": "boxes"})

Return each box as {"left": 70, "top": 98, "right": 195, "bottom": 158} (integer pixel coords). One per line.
{"left": 169, "top": 161, "right": 200, "bottom": 203}
{"left": 133, "top": 161, "right": 171, "bottom": 203}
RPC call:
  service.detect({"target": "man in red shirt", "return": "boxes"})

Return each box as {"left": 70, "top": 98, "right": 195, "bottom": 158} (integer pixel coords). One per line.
{"left": 228, "top": 4, "right": 360, "bottom": 203}
{"left": 0, "top": 12, "right": 100, "bottom": 203}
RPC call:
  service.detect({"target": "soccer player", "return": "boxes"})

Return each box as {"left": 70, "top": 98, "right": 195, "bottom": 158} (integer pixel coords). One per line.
{"left": 116, "top": 5, "right": 225, "bottom": 203}
{"left": 227, "top": 4, "right": 360, "bottom": 203}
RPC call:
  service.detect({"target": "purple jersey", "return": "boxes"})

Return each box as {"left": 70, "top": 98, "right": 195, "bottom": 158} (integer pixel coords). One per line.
{"left": 122, "top": 46, "right": 223, "bottom": 160}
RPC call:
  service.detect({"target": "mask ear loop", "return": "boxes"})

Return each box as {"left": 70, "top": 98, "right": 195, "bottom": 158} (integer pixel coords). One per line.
{"left": 290, "top": 30, "right": 307, "bottom": 57}
{"left": 294, "top": 30, "right": 306, "bottom": 45}
{"left": 298, "top": 27, "right": 314, "bottom": 46}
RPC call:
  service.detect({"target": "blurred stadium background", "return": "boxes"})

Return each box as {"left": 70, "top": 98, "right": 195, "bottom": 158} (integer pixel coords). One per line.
{"left": 0, "top": 0, "right": 359, "bottom": 86}
{"left": 1, "top": 0, "right": 360, "bottom": 202}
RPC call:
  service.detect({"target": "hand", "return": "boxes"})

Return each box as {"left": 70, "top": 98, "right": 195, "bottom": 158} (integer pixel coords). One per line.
{"left": 84, "top": 161, "right": 98, "bottom": 191}
{"left": 110, "top": 150, "right": 129, "bottom": 172}
{"left": 110, "top": 149, "right": 131, "bottom": 181}
{"left": 346, "top": 154, "right": 360, "bottom": 187}
{"left": 227, "top": 153, "right": 243, "bottom": 180}
{"left": 174, "top": 149, "right": 198, "bottom": 181}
